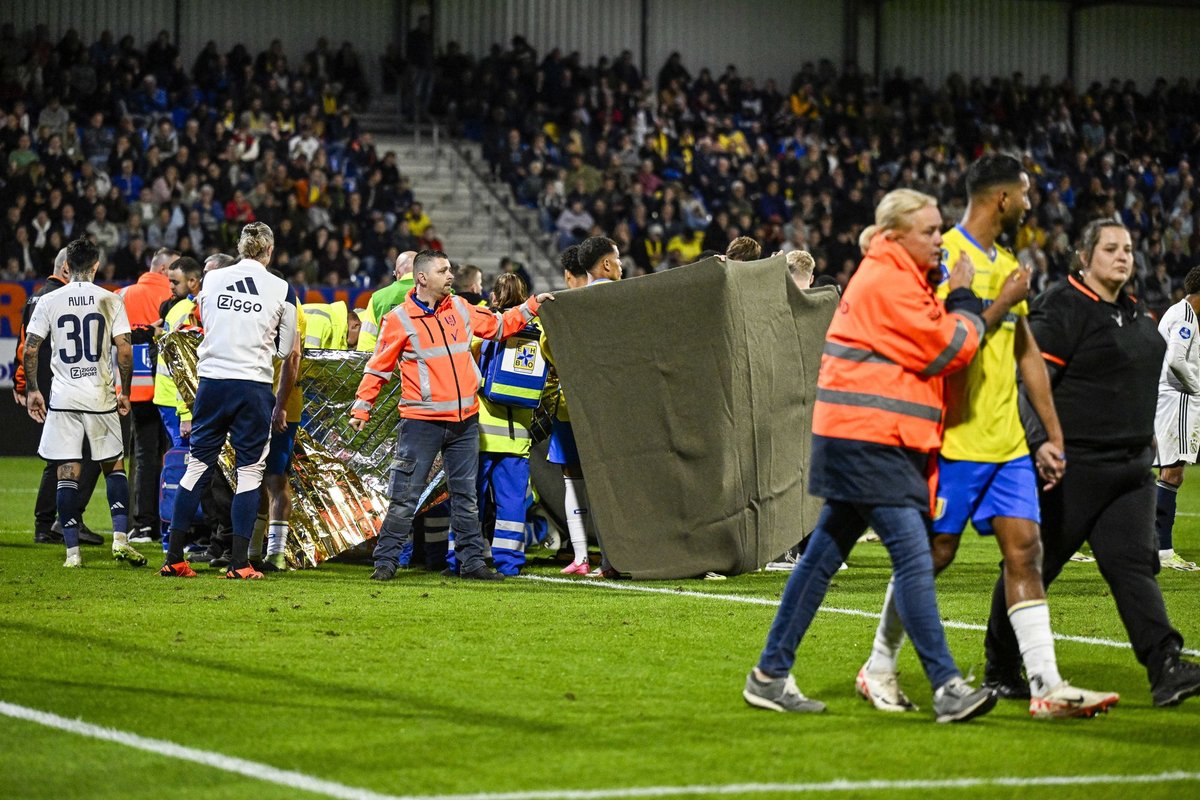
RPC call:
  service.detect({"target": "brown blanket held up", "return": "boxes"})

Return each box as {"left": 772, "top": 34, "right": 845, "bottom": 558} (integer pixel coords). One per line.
{"left": 538, "top": 253, "right": 838, "bottom": 579}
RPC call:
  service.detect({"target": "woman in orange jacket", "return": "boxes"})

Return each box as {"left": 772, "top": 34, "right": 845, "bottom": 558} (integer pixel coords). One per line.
{"left": 744, "top": 189, "right": 999, "bottom": 722}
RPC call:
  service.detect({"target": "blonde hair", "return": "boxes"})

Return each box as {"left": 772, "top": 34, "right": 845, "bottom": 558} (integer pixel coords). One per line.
{"left": 237, "top": 221, "right": 274, "bottom": 261}
{"left": 860, "top": 189, "right": 938, "bottom": 249}
{"left": 785, "top": 249, "right": 815, "bottom": 278}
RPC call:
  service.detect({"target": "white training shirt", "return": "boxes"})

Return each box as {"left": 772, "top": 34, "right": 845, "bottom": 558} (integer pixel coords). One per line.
{"left": 194, "top": 259, "right": 298, "bottom": 384}
{"left": 1158, "top": 298, "right": 1200, "bottom": 396}
{"left": 25, "top": 280, "right": 131, "bottom": 413}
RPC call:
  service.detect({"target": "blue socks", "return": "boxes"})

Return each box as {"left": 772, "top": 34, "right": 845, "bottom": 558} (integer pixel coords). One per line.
{"left": 1156, "top": 480, "right": 1178, "bottom": 553}
{"left": 106, "top": 471, "right": 129, "bottom": 537}
{"left": 56, "top": 479, "right": 81, "bottom": 549}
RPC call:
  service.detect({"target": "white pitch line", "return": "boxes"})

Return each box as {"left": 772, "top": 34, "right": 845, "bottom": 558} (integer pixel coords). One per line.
{"left": 0, "top": 701, "right": 399, "bottom": 800}
{"left": 520, "top": 575, "right": 1200, "bottom": 657}
{"left": 2, "top": 700, "right": 1199, "bottom": 800}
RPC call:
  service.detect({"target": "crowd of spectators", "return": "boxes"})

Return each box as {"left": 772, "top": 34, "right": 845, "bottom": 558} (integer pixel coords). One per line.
{"left": 0, "top": 23, "right": 432, "bottom": 291}
{"left": 454, "top": 37, "right": 1200, "bottom": 313}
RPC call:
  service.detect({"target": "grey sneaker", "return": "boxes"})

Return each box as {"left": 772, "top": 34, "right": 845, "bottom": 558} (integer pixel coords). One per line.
{"left": 743, "top": 671, "right": 826, "bottom": 713}
{"left": 933, "top": 676, "right": 997, "bottom": 723}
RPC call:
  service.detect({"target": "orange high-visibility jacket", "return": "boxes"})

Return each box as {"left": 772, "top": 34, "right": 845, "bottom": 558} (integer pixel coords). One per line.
{"left": 353, "top": 290, "right": 541, "bottom": 422}
{"left": 812, "top": 235, "right": 984, "bottom": 453}
{"left": 118, "top": 271, "right": 172, "bottom": 402}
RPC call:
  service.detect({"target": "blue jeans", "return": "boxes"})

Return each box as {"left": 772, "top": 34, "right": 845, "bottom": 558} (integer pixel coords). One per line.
{"left": 757, "top": 501, "right": 960, "bottom": 690}
{"left": 374, "top": 416, "right": 487, "bottom": 573}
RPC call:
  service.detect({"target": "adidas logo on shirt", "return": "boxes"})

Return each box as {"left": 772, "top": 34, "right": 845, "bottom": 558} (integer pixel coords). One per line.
{"left": 226, "top": 277, "right": 260, "bottom": 295}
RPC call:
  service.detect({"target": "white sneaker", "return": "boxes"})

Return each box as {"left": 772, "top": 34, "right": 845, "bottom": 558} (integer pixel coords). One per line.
{"left": 764, "top": 551, "right": 800, "bottom": 572}
{"left": 63, "top": 552, "right": 82, "bottom": 568}
{"left": 856, "top": 665, "right": 918, "bottom": 712}
{"left": 1161, "top": 552, "right": 1200, "bottom": 572}
{"left": 1069, "top": 550, "right": 1096, "bottom": 563}
{"left": 858, "top": 530, "right": 881, "bottom": 543}
{"left": 1030, "top": 681, "right": 1119, "bottom": 719}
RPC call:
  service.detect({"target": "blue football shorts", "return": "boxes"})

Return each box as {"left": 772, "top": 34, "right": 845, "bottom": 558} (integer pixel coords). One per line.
{"left": 932, "top": 455, "right": 1040, "bottom": 535}
{"left": 265, "top": 422, "right": 299, "bottom": 477}
{"left": 547, "top": 418, "right": 580, "bottom": 467}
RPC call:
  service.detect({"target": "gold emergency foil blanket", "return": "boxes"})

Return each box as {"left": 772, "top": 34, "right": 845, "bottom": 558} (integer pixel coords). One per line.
{"left": 158, "top": 334, "right": 449, "bottom": 568}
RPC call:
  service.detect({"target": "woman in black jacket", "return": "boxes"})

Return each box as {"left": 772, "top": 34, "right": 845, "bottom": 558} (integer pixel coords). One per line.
{"left": 983, "top": 219, "right": 1200, "bottom": 707}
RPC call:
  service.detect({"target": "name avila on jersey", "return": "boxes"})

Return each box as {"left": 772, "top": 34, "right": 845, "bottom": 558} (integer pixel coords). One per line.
{"left": 217, "top": 276, "right": 263, "bottom": 313}
{"left": 67, "top": 294, "right": 96, "bottom": 307}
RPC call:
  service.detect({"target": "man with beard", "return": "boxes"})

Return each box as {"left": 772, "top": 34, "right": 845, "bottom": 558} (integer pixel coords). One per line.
{"left": 856, "top": 155, "right": 1119, "bottom": 719}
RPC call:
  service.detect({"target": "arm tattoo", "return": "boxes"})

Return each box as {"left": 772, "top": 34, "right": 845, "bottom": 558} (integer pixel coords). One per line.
{"left": 114, "top": 333, "right": 133, "bottom": 396}
{"left": 23, "top": 334, "right": 43, "bottom": 394}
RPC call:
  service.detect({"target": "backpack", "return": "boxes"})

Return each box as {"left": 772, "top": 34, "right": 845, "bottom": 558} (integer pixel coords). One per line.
{"left": 479, "top": 323, "right": 548, "bottom": 409}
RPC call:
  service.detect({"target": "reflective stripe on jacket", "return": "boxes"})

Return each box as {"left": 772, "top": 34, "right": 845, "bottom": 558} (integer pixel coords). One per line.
{"left": 812, "top": 236, "right": 984, "bottom": 452}
{"left": 119, "top": 272, "right": 172, "bottom": 401}
{"left": 353, "top": 290, "right": 541, "bottom": 422}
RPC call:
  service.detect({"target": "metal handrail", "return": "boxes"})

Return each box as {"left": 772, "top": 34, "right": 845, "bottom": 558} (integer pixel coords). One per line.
{"left": 443, "top": 133, "right": 559, "bottom": 288}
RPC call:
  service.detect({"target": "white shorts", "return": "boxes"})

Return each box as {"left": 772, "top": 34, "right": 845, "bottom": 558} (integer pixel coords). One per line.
{"left": 1154, "top": 391, "right": 1200, "bottom": 467}
{"left": 38, "top": 409, "right": 124, "bottom": 463}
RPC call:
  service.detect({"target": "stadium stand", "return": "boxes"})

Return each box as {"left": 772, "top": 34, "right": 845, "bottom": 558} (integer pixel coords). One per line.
{"left": 0, "top": 23, "right": 424, "bottom": 290}
{"left": 443, "top": 40, "right": 1200, "bottom": 313}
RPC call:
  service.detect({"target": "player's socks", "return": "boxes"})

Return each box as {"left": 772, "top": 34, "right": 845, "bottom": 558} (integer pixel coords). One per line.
{"left": 267, "top": 520, "right": 288, "bottom": 561}
{"left": 1009, "top": 600, "right": 1062, "bottom": 695}
{"left": 231, "top": 489, "right": 259, "bottom": 543}
{"left": 1156, "top": 480, "right": 1178, "bottom": 554}
{"left": 65, "top": 545, "right": 81, "bottom": 561}
{"left": 563, "top": 477, "right": 590, "bottom": 565}
{"left": 106, "top": 470, "right": 130, "bottom": 539}
{"left": 231, "top": 533, "right": 251, "bottom": 567}
{"left": 57, "top": 479, "right": 81, "bottom": 549}
{"left": 166, "top": 474, "right": 207, "bottom": 562}
{"left": 866, "top": 578, "right": 906, "bottom": 673}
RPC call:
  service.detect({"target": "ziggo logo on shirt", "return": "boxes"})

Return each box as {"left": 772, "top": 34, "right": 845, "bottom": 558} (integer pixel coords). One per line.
{"left": 216, "top": 294, "right": 264, "bottom": 313}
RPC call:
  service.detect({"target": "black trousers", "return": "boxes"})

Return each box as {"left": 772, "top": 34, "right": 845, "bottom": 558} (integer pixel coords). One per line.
{"left": 129, "top": 401, "right": 165, "bottom": 529}
{"left": 984, "top": 446, "right": 1184, "bottom": 683}
{"left": 36, "top": 458, "right": 101, "bottom": 533}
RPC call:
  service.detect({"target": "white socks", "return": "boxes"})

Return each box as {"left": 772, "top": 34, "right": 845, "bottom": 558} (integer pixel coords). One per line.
{"left": 112, "top": 531, "right": 128, "bottom": 548}
{"left": 866, "top": 578, "right": 906, "bottom": 673}
{"left": 267, "top": 521, "right": 289, "bottom": 557}
{"left": 1009, "top": 600, "right": 1062, "bottom": 695}
{"left": 563, "top": 477, "right": 590, "bottom": 565}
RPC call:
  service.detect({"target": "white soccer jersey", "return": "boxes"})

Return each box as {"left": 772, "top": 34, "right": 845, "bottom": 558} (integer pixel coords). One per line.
{"left": 25, "top": 280, "right": 131, "bottom": 412}
{"left": 1157, "top": 299, "right": 1200, "bottom": 395}
{"left": 1154, "top": 298, "right": 1200, "bottom": 465}
{"left": 194, "top": 259, "right": 298, "bottom": 384}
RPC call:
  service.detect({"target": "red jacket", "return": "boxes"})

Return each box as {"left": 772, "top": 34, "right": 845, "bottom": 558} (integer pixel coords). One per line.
{"left": 353, "top": 290, "right": 540, "bottom": 422}
{"left": 812, "top": 235, "right": 983, "bottom": 453}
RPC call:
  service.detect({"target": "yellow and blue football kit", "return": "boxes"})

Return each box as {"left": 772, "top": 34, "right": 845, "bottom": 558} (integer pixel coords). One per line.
{"left": 934, "top": 226, "right": 1038, "bottom": 534}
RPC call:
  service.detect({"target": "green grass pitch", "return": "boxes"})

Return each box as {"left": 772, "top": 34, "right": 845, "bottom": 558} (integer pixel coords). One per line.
{"left": 0, "top": 455, "right": 1198, "bottom": 800}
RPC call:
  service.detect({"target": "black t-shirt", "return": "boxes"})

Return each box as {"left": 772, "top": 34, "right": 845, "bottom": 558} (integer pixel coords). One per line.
{"left": 1029, "top": 275, "right": 1164, "bottom": 455}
